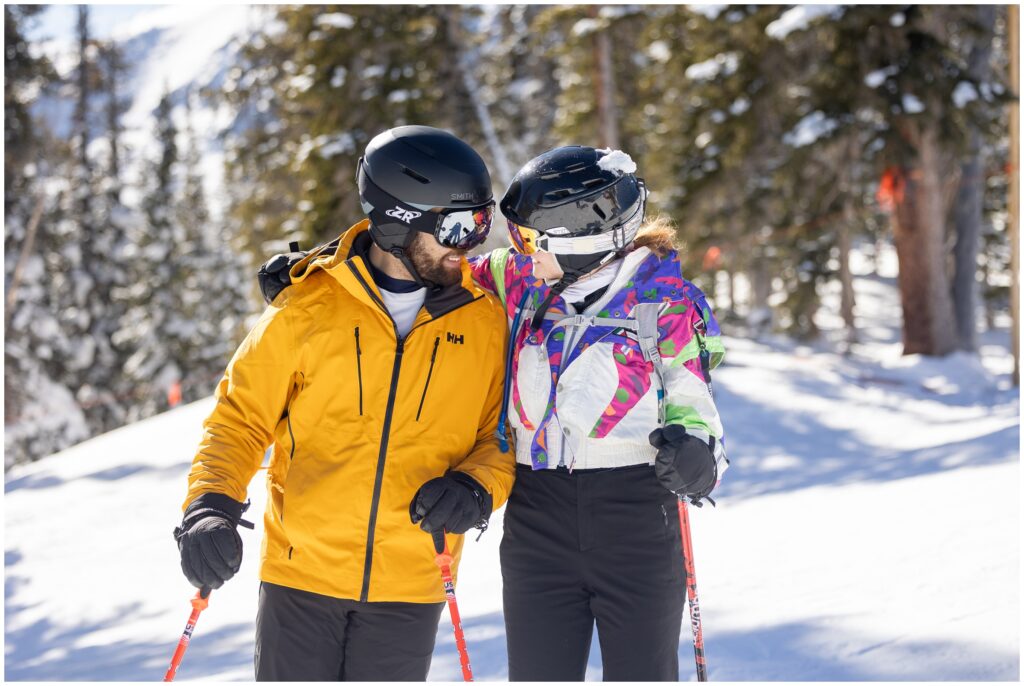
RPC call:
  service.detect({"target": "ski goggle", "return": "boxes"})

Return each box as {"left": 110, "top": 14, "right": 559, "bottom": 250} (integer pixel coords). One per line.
{"left": 507, "top": 191, "right": 646, "bottom": 256}
{"left": 434, "top": 203, "right": 494, "bottom": 250}
{"left": 358, "top": 157, "right": 494, "bottom": 250}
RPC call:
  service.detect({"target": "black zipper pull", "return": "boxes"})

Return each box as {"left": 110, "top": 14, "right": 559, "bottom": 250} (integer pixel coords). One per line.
{"left": 696, "top": 326, "right": 714, "bottom": 398}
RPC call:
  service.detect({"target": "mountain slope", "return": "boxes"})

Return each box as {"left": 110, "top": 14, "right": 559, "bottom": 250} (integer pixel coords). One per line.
{"left": 4, "top": 260, "right": 1019, "bottom": 681}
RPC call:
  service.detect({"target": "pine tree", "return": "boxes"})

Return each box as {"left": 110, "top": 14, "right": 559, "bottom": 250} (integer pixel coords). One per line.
{"left": 3, "top": 5, "right": 92, "bottom": 466}
{"left": 175, "top": 89, "right": 250, "bottom": 402}
{"left": 219, "top": 5, "right": 504, "bottom": 256}
{"left": 118, "top": 90, "right": 181, "bottom": 421}
{"left": 475, "top": 5, "right": 560, "bottom": 173}
{"left": 786, "top": 5, "right": 1009, "bottom": 355}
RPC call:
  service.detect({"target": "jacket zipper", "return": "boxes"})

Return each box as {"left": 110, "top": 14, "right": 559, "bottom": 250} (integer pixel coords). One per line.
{"left": 556, "top": 314, "right": 586, "bottom": 469}
{"left": 346, "top": 260, "right": 482, "bottom": 602}
{"left": 360, "top": 336, "right": 404, "bottom": 602}
{"left": 355, "top": 327, "right": 363, "bottom": 415}
{"left": 416, "top": 336, "right": 441, "bottom": 421}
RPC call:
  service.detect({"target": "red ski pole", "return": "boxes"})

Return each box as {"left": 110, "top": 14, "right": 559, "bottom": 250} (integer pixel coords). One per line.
{"left": 432, "top": 530, "right": 473, "bottom": 682}
{"left": 163, "top": 588, "right": 210, "bottom": 682}
{"left": 678, "top": 498, "right": 708, "bottom": 681}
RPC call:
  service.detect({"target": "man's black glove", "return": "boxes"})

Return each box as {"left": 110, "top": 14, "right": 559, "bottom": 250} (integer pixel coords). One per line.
{"left": 410, "top": 471, "right": 492, "bottom": 535}
{"left": 258, "top": 243, "right": 306, "bottom": 304}
{"left": 650, "top": 425, "right": 718, "bottom": 504}
{"left": 173, "top": 492, "right": 254, "bottom": 594}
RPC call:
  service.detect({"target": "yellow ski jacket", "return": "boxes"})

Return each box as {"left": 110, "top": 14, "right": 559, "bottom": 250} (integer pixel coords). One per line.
{"left": 184, "top": 220, "right": 514, "bottom": 603}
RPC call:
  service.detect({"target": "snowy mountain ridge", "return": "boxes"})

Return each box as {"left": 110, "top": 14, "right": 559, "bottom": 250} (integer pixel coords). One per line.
{"left": 31, "top": 5, "right": 266, "bottom": 218}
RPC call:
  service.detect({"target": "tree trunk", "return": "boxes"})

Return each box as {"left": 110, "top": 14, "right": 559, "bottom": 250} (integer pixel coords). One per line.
{"left": 73, "top": 5, "right": 92, "bottom": 220}
{"left": 102, "top": 45, "right": 122, "bottom": 191}
{"left": 951, "top": 5, "right": 995, "bottom": 352}
{"left": 1010, "top": 5, "right": 1020, "bottom": 385}
{"left": 838, "top": 137, "right": 858, "bottom": 345}
{"left": 839, "top": 198, "right": 857, "bottom": 344}
{"left": 890, "top": 122, "right": 958, "bottom": 356}
{"left": 589, "top": 6, "right": 619, "bottom": 149}
{"left": 951, "top": 147, "right": 982, "bottom": 351}
{"left": 892, "top": 120, "right": 954, "bottom": 354}
{"left": 749, "top": 249, "right": 773, "bottom": 332}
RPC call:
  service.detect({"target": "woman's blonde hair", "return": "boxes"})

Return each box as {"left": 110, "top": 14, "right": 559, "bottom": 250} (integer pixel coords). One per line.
{"left": 631, "top": 215, "right": 680, "bottom": 258}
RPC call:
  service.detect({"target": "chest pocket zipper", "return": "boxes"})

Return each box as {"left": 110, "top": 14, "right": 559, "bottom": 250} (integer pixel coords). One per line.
{"left": 416, "top": 336, "right": 441, "bottom": 421}
{"left": 355, "top": 327, "right": 363, "bottom": 415}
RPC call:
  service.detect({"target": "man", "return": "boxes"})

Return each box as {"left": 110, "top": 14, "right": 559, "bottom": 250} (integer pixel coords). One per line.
{"left": 175, "top": 125, "right": 514, "bottom": 681}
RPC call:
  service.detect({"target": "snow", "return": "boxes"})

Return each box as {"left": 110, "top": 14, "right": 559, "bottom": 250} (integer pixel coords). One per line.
{"left": 784, "top": 110, "right": 839, "bottom": 147}
{"left": 330, "top": 66, "right": 347, "bottom": 88}
{"left": 865, "top": 66, "right": 899, "bottom": 88}
{"left": 687, "top": 4, "right": 727, "bottom": 20}
{"left": 766, "top": 5, "right": 844, "bottom": 39}
{"left": 596, "top": 149, "right": 637, "bottom": 175}
{"left": 685, "top": 52, "right": 739, "bottom": 81}
{"left": 647, "top": 40, "right": 671, "bottom": 62}
{"left": 571, "top": 18, "right": 602, "bottom": 37}
{"left": 316, "top": 13, "right": 355, "bottom": 30}
{"left": 902, "top": 93, "right": 926, "bottom": 114}
{"left": 4, "top": 249, "right": 1020, "bottom": 681}
{"left": 729, "top": 96, "right": 750, "bottom": 115}
{"left": 954, "top": 81, "right": 980, "bottom": 108}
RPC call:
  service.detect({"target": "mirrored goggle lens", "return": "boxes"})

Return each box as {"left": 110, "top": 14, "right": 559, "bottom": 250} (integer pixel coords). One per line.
{"left": 508, "top": 221, "right": 544, "bottom": 254}
{"left": 436, "top": 204, "right": 494, "bottom": 249}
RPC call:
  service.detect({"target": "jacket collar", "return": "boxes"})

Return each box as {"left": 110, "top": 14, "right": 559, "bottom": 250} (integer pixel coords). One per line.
{"left": 290, "top": 219, "right": 485, "bottom": 326}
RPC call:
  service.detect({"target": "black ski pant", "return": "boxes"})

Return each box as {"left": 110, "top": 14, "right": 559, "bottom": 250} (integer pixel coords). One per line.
{"left": 500, "top": 464, "right": 686, "bottom": 681}
{"left": 254, "top": 581, "right": 444, "bottom": 681}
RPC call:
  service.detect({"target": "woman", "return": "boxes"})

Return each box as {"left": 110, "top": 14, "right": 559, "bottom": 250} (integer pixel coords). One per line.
{"left": 257, "top": 144, "right": 728, "bottom": 681}
{"left": 468, "top": 145, "right": 728, "bottom": 681}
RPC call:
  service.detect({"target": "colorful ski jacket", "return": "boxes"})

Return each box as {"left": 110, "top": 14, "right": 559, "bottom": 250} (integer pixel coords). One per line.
{"left": 470, "top": 246, "right": 727, "bottom": 472}
{"left": 183, "top": 220, "right": 514, "bottom": 603}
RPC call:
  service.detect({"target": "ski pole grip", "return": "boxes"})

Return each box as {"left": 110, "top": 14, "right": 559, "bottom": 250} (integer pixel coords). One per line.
{"left": 199, "top": 586, "right": 211, "bottom": 600}
{"left": 432, "top": 529, "right": 446, "bottom": 555}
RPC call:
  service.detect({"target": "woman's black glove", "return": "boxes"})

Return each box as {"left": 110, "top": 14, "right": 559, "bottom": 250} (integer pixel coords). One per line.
{"left": 649, "top": 425, "right": 718, "bottom": 504}
{"left": 410, "top": 472, "right": 492, "bottom": 535}
{"left": 257, "top": 244, "right": 306, "bottom": 304}
{"left": 173, "top": 493, "right": 254, "bottom": 594}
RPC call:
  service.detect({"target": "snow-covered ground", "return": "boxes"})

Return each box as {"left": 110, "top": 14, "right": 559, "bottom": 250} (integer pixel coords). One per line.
{"left": 5, "top": 257, "right": 1020, "bottom": 681}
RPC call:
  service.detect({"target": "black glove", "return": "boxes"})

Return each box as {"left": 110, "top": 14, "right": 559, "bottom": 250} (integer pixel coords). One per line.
{"left": 258, "top": 244, "right": 306, "bottom": 304}
{"left": 409, "top": 471, "right": 492, "bottom": 535}
{"left": 650, "top": 425, "right": 718, "bottom": 503}
{"left": 173, "top": 492, "right": 253, "bottom": 594}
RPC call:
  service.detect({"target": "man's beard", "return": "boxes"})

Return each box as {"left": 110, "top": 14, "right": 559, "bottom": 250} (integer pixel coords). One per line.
{"left": 408, "top": 234, "right": 465, "bottom": 287}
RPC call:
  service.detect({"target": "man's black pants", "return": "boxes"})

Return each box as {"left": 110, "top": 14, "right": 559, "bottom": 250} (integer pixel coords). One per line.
{"left": 500, "top": 464, "right": 686, "bottom": 681}
{"left": 254, "top": 581, "right": 444, "bottom": 681}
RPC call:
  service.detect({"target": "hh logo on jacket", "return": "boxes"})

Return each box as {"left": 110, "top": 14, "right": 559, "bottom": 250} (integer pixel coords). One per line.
{"left": 446, "top": 332, "right": 464, "bottom": 345}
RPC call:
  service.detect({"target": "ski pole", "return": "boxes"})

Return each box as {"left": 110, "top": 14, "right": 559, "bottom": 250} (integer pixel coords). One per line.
{"left": 678, "top": 498, "right": 708, "bottom": 681}
{"left": 432, "top": 530, "right": 473, "bottom": 682}
{"left": 163, "top": 587, "right": 210, "bottom": 682}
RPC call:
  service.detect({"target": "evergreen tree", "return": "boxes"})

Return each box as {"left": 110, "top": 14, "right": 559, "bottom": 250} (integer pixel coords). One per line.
{"left": 475, "top": 5, "right": 561, "bottom": 174}
{"left": 219, "top": 5, "right": 498, "bottom": 255}
{"left": 118, "top": 90, "right": 181, "bottom": 421}
{"left": 175, "top": 89, "right": 250, "bottom": 402}
{"left": 3, "top": 5, "right": 91, "bottom": 466}
{"left": 785, "top": 5, "right": 1010, "bottom": 355}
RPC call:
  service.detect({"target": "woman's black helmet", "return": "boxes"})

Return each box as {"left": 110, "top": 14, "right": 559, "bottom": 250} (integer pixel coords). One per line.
{"left": 357, "top": 126, "right": 494, "bottom": 285}
{"left": 500, "top": 145, "right": 647, "bottom": 277}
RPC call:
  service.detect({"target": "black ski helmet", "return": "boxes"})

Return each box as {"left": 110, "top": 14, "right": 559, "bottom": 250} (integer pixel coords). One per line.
{"left": 357, "top": 125, "right": 494, "bottom": 286}
{"left": 500, "top": 145, "right": 647, "bottom": 277}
